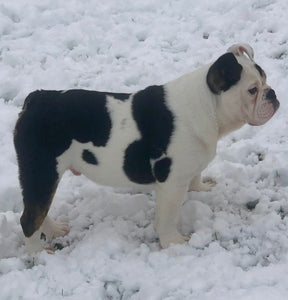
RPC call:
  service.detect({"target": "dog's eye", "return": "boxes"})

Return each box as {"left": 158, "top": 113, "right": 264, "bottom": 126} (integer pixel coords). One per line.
{"left": 248, "top": 87, "right": 258, "bottom": 95}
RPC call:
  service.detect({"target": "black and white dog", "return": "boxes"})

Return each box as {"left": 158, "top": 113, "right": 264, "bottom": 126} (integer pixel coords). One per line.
{"left": 14, "top": 44, "right": 279, "bottom": 252}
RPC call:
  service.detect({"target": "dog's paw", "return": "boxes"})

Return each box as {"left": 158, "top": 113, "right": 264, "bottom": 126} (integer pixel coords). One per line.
{"left": 200, "top": 178, "right": 217, "bottom": 191}
{"left": 25, "top": 231, "right": 44, "bottom": 254}
{"left": 42, "top": 217, "right": 70, "bottom": 240}
{"left": 44, "top": 247, "right": 55, "bottom": 255}
{"left": 189, "top": 178, "right": 216, "bottom": 192}
{"left": 51, "top": 222, "right": 70, "bottom": 238}
{"left": 159, "top": 232, "right": 190, "bottom": 248}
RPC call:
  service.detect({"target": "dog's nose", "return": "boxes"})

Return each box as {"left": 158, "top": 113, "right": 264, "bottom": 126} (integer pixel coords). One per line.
{"left": 266, "top": 89, "right": 276, "bottom": 101}
{"left": 266, "top": 88, "right": 279, "bottom": 111}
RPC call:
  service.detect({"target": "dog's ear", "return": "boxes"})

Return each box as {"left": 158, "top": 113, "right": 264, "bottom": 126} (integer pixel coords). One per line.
{"left": 206, "top": 53, "right": 243, "bottom": 95}
{"left": 227, "top": 43, "right": 254, "bottom": 61}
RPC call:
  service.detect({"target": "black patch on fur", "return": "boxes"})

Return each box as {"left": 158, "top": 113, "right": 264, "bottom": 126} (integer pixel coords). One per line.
{"left": 82, "top": 149, "right": 98, "bottom": 165}
{"left": 254, "top": 64, "right": 265, "bottom": 78}
{"left": 124, "top": 141, "right": 155, "bottom": 184}
{"left": 106, "top": 92, "right": 131, "bottom": 101}
{"left": 14, "top": 89, "right": 114, "bottom": 237}
{"left": 18, "top": 90, "right": 112, "bottom": 156}
{"left": 123, "top": 85, "right": 174, "bottom": 184}
{"left": 207, "top": 53, "right": 243, "bottom": 94}
{"left": 153, "top": 157, "right": 172, "bottom": 182}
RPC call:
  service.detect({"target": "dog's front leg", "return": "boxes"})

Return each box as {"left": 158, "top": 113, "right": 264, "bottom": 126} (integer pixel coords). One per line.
{"left": 155, "top": 184, "right": 189, "bottom": 248}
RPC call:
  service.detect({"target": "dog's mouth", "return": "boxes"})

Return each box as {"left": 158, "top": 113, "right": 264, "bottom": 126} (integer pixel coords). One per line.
{"left": 248, "top": 94, "right": 279, "bottom": 126}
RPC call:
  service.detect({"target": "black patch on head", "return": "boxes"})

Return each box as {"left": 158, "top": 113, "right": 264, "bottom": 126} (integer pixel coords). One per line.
{"left": 153, "top": 157, "right": 172, "bottom": 182}
{"left": 123, "top": 85, "right": 174, "bottom": 184}
{"left": 207, "top": 53, "right": 243, "bottom": 94}
{"left": 254, "top": 64, "right": 265, "bottom": 78}
{"left": 82, "top": 149, "right": 98, "bottom": 165}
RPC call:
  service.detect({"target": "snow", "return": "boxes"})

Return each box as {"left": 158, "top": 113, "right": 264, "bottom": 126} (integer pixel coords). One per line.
{"left": 1, "top": 0, "right": 288, "bottom": 298}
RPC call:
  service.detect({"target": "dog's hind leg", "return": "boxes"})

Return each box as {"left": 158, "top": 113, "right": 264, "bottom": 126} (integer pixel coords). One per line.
{"left": 15, "top": 149, "right": 67, "bottom": 253}
{"left": 20, "top": 176, "right": 60, "bottom": 253}
{"left": 14, "top": 94, "right": 70, "bottom": 253}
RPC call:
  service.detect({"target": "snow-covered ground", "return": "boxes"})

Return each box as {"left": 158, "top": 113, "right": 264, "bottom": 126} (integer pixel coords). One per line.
{"left": 1, "top": 0, "right": 288, "bottom": 299}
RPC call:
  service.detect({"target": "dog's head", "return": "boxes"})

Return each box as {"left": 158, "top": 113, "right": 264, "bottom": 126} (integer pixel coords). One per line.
{"left": 207, "top": 43, "right": 279, "bottom": 126}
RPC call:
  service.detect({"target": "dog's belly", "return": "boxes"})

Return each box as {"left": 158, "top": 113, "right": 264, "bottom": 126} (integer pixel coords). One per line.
{"left": 57, "top": 139, "right": 151, "bottom": 189}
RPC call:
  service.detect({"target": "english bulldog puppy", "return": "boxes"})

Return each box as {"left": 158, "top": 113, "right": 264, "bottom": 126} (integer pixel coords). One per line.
{"left": 14, "top": 44, "right": 279, "bottom": 252}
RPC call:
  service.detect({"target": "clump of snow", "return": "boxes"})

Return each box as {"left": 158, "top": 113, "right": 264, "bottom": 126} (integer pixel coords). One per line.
{"left": 1, "top": 0, "right": 288, "bottom": 299}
